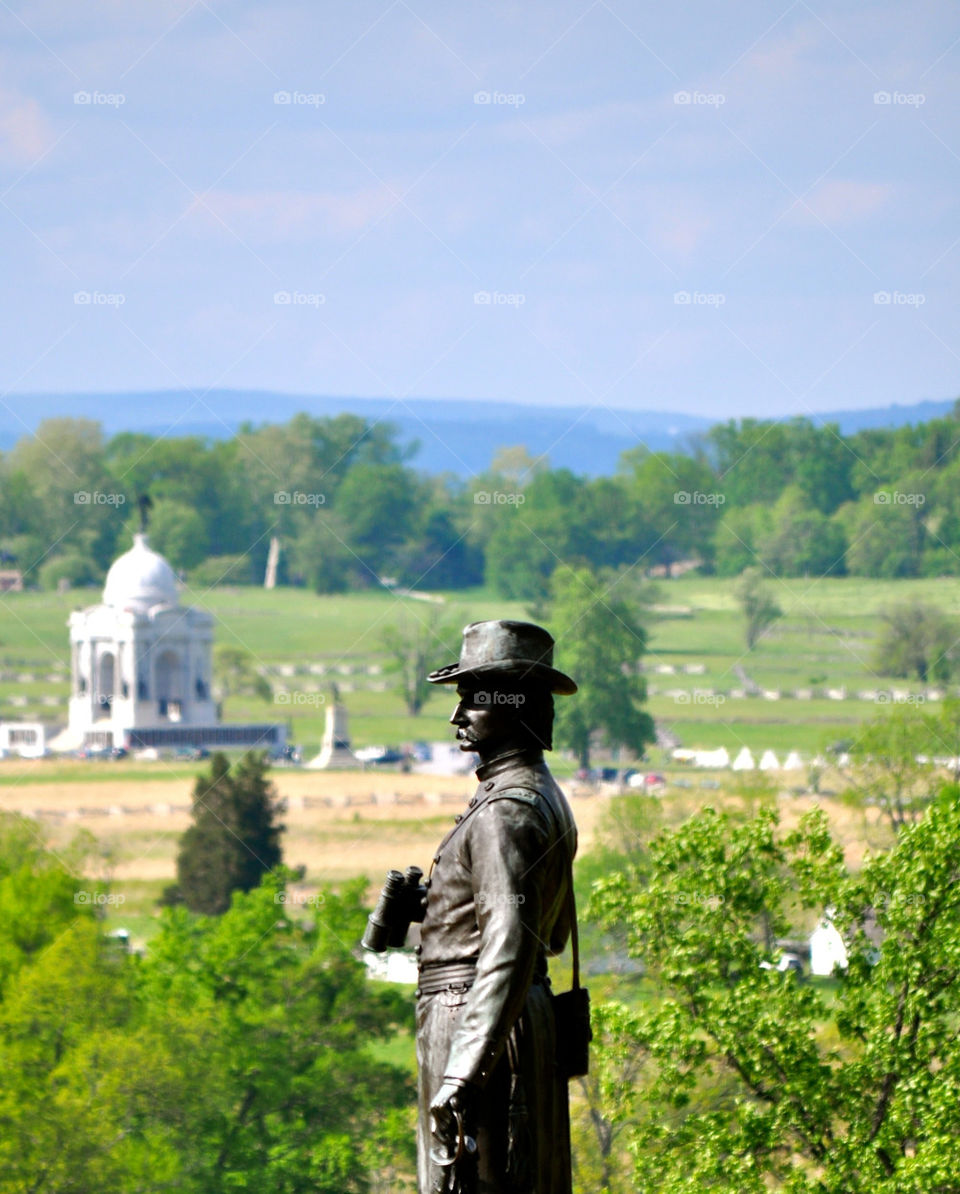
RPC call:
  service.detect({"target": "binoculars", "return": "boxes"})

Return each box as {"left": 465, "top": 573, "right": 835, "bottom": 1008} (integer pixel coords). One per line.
{"left": 362, "top": 865, "right": 427, "bottom": 952}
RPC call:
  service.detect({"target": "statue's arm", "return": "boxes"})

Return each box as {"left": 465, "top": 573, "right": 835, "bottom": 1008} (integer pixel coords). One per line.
{"left": 442, "top": 793, "right": 552, "bottom": 1089}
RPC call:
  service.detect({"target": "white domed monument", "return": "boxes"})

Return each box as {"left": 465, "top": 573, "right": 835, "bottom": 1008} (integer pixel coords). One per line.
{"left": 59, "top": 520, "right": 285, "bottom": 755}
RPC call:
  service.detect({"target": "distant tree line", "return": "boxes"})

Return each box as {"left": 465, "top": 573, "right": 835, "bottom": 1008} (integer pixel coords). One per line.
{"left": 4, "top": 404, "right": 960, "bottom": 597}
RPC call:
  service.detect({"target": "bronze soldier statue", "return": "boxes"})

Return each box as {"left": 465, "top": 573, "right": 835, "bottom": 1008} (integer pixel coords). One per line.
{"left": 400, "top": 620, "right": 582, "bottom": 1193}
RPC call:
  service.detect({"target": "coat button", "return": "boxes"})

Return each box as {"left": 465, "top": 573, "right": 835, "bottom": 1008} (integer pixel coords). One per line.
{"left": 454, "top": 814, "right": 463, "bottom": 823}
{"left": 415, "top": 945, "right": 422, "bottom": 956}
{"left": 434, "top": 854, "right": 441, "bottom": 864}
{"left": 484, "top": 781, "right": 495, "bottom": 791}
{"left": 468, "top": 797, "right": 477, "bottom": 807}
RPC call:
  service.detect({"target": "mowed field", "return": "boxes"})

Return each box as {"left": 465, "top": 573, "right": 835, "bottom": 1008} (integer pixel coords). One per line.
{"left": 0, "top": 755, "right": 889, "bottom": 954}
{"left": 3, "top": 575, "right": 960, "bottom": 762}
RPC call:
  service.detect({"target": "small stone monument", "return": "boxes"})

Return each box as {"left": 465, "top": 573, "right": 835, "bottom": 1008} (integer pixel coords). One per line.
{"left": 306, "top": 687, "right": 359, "bottom": 769}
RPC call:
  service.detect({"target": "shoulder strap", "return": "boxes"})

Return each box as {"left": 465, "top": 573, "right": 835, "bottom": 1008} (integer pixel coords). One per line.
{"left": 567, "top": 867, "right": 581, "bottom": 990}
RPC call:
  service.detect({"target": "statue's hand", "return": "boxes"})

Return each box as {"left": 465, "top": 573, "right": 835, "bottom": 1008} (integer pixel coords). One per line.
{"left": 429, "top": 1081, "right": 470, "bottom": 1155}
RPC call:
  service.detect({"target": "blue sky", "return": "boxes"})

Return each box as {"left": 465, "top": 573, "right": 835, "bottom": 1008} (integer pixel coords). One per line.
{"left": 1, "top": 0, "right": 958, "bottom": 419}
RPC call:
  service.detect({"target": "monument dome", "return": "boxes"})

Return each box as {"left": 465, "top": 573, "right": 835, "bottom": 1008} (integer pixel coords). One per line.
{"left": 103, "top": 533, "right": 179, "bottom": 610}
{"left": 60, "top": 525, "right": 285, "bottom": 757}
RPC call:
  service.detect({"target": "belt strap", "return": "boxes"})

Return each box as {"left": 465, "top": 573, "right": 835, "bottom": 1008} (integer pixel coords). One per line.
{"left": 417, "top": 960, "right": 477, "bottom": 997}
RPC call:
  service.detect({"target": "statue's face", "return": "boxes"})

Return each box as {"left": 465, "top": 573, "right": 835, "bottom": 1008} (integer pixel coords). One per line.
{"left": 450, "top": 684, "right": 520, "bottom": 754}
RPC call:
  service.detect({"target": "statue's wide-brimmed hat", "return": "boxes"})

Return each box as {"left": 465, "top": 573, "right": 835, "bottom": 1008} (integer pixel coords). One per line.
{"left": 427, "top": 620, "right": 577, "bottom": 695}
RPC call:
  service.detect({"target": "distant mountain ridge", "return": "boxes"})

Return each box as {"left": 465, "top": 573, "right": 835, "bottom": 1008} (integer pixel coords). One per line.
{"left": 0, "top": 391, "right": 954, "bottom": 476}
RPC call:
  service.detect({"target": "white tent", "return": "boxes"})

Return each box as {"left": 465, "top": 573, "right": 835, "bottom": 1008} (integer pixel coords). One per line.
{"left": 693, "top": 746, "right": 730, "bottom": 769}
{"left": 732, "top": 747, "right": 755, "bottom": 771}
{"left": 782, "top": 750, "right": 804, "bottom": 771}
{"left": 810, "top": 913, "right": 848, "bottom": 976}
{"left": 759, "top": 749, "right": 780, "bottom": 771}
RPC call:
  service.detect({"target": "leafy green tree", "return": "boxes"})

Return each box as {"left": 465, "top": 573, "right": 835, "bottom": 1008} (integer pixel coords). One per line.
{"left": 712, "top": 504, "right": 772, "bottom": 577}
{"left": 548, "top": 565, "right": 655, "bottom": 770}
{"left": 758, "top": 485, "right": 847, "bottom": 577}
{"left": 379, "top": 603, "right": 460, "bottom": 716}
{"left": 0, "top": 814, "right": 94, "bottom": 998}
{"left": 142, "top": 498, "right": 210, "bottom": 571}
{"left": 37, "top": 550, "right": 101, "bottom": 591}
{"left": 619, "top": 446, "right": 723, "bottom": 572}
{"left": 0, "top": 822, "right": 415, "bottom": 1194}
{"left": 290, "top": 511, "right": 364, "bottom": 593}
{"left": 10, "top": 417, "right": 124, "bottom": 575}
{"left": 591, "top": 793, "right": 960, "bottom": 1193}
{"left": 484, "top": 469, "right": 593, "bottom": 606}
{"left": 734, "top": 566, "right": 782, "bottom": 650}
{"left": 840, "top": 704, "right": 940, "bottom": 832}
{"left": 844, "top": 494, "right": 925, "bottom": 577}
{"left": 872, "top": 602, "right": 959, "bottom": 683}
{"left": 212, "top": 644, "right": 272, "bottom": 713}
{"left": 335, "top": 462, "right": 419, "bottom": 556}
{"left": 171, "top": 752, "right": 284, "bottom": 915}
{"left": 570, "top": 1000, "right": 650, "bottom": 1194}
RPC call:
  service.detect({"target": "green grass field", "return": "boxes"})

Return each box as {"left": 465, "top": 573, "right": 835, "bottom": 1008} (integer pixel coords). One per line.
{"left": 1, "top": 575, "right": 957, "bottom": 761}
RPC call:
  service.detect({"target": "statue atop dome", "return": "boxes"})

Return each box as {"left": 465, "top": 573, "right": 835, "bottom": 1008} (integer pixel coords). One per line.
{"left": 137, "top": 492, "right": 153, "bottom": 533}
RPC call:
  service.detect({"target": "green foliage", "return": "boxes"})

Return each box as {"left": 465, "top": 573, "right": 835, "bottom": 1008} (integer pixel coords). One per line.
{"left": 378, "top": 603, "right": 461, "bottom": 716}
{"left": 840, "top": 704, "right": 944, "bottom": 831}
{"left": 37, "top": 551, "right": 101, "bottom": 591}
{"left": 213, "top": 644, "right": 272, "bottom": 706}
{"left": 590, "top": 794, "right": 960, "bottom": 1192}
{"left": 0, "top": 825, "right": 415, "bottom": 1194}
{"left": 548, "top": 565, "right": 656, "bottom": 769}
{"left": 734, "top": 566, "right": 782, "bottom": 649}
{"left": 872, "top": 602, "right": 959, "bottom": 683}
{"left": 142, "top": 498, "right": 210, "bottom": 570}
{"left": 188, "top": 553, "right": 258, "bottom": 587}
{"left": 173, "top": 752, "right": 284, "bottom": 915}
{"left": 13, "top": 408, "right": 960, "bottom": 596}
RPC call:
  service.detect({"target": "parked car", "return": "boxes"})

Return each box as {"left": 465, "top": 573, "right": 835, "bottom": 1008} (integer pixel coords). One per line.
{"left": 760, "top": 951, "right": 804, "bottom": 976}
{"left": 355, "top": 745, "right": 404, "bottom": 765}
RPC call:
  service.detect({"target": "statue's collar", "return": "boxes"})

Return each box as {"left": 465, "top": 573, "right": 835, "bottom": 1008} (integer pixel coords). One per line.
{"left": 475, "top": 747, "right": 544, "bottom": 782}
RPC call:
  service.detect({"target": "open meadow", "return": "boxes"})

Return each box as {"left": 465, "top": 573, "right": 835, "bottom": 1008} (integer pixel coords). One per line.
{"left": 2, "top": 574, "right": 958, "bottom": 762}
